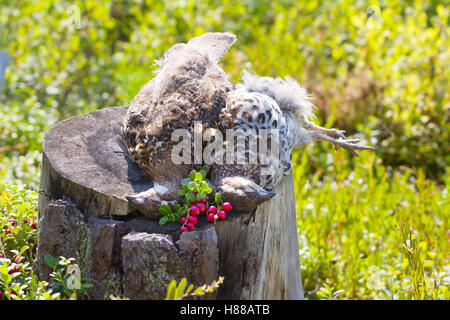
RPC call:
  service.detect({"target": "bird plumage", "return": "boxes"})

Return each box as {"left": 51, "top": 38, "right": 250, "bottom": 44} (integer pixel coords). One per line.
{"left": 121, "top": 32, "right": 373, "bottom": 215}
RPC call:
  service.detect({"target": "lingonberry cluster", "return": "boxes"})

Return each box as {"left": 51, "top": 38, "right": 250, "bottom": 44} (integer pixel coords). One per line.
{"left": 179, "top": 192, "right": 233, "bottom": 233}
{"left": 8, "top": 262, "right": 21, "bottom": 274}
{"left": 1, "top": 217, "right": 37, "bottom": 236}
{"left": 0, "top": 289, "right": 17, "bottom": 300}
{"left": 157, "top": 167, "right": 233, "bottom": 233}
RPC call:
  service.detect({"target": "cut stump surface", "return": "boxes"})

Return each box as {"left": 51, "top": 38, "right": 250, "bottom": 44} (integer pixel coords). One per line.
{"left": 37, "top": 107, "right": 303, "bottom": 300}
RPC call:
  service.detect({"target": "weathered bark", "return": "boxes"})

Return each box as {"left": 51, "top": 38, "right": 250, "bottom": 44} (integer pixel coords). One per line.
{"left": 37, "top": 107, "right": 303, "bottom": 300}
{"left": 214, "top": 173, "right": 303, "bottom": 299}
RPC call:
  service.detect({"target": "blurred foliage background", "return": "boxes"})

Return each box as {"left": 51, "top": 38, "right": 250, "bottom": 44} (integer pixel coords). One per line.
{"left": 0, "top": 0, "right": 448, "bottom": 299}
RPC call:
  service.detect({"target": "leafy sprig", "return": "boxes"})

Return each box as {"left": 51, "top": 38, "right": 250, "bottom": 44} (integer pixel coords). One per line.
{"left": 177, "top": 166, "right": 213, "bottom": 204}
{"left": 158, "top": 166, "right": 221, "bottom": 226}
{"left": 43, "top": 253, "right": 92, "bottom": 299}
{"left": 165, "top": 276, "right": 224, "bottom": 300}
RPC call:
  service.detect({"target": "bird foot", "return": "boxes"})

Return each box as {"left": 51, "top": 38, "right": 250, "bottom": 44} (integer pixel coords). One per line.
{"left": 216, "top": 176, "right": 276, "bottom": 213}
{"left": 333, "top": 138, "right": 375, "bottom": 157}
{"left": 323, "top": 128, "right": 346, "bottom": 140}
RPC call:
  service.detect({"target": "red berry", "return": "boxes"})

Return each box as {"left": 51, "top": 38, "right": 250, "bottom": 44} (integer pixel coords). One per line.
{"left": 208, "top": 206, "right": 217, "bottom": 214}
{"left": 31, "top": 223, "right": 37, "bottom": 230}
{"left": 180, "top": 227, "right": 188, "bottom": 233}
{"left": 207, "top": 213, "right": 215, "bottom": 222}
{"left": 10, "top": 289, "right": 16, "bottom": 296}
{"left": 23, "top": 219, "right": 28, "bottom": 224}
{"left": 218, "top": 210, "right": 226, "bottom": 220}
{"left": 188, "top": 216, "right": 198, "bottom": 225}
{"left": 222, "top": 202, "right": 232, "bottom": 212}
{"left": 0, "top": 291, "right": 2, "bottom": 299}
{"left": 189, "top": 205, "right": 200, "bottom": 217}
{"left": 200, "top": 198, "right": 207, "bottom": 204}
{"left": 8, "top": 219, "right": 16, "bottom": 226}
{"left": 180, "top": 217, "right": 187, "bottom": 225}
{"left": 187, "top": 222, "right": 195, "bottom": 231}
{"left": 196, "top": 203, "right": 207, "bottom": 214}
{"left": 8, "top": 266, "right": 19, "bottom": 274}
{"left": 191, "top": 200, "right": 198, "bottom": 205}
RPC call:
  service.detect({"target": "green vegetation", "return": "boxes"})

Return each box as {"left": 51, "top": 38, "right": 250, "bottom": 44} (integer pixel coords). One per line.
{"left": 0, "top": 0, "right": 448, "bottom": 299}
{"left": 165, "top": 277, "right": 224, "bottom": 300}
{"left": 293, "top": 148, "right": 449, "bottom": 299}
{"left": 0, "top": 185, "right": 92, "bottom": 299}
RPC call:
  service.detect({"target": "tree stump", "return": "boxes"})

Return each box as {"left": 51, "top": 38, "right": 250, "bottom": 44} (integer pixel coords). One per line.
{"left": 36, "top": 107, "right": 303, "bottom": 300}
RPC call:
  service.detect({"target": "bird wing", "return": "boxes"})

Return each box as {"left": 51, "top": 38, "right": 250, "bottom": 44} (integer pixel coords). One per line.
{"left": 122, "top": 34, "right": 234, "bottom": 169}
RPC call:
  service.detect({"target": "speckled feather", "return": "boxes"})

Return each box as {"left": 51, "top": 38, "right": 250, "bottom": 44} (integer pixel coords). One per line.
{"left": 121, "top": 32, "right": 319, "bottom": 210}
{"left": 122, "top": 33, "right": 235, "bottom": 182}
{"left": 217, "top": 90, "right": 298, "bottom": 189}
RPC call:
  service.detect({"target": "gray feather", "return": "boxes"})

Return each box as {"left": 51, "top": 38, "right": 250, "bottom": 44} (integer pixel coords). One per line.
{"left": 238, "top": 71, "right": 316, "bottom": 122}
{"left": 187, "top": 32, "right": 236, "bottom": 64}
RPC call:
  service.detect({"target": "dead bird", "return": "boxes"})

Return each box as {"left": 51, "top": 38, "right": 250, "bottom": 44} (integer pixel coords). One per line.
{"left": 121, "top": 32, "right": 373, "bottom": 215}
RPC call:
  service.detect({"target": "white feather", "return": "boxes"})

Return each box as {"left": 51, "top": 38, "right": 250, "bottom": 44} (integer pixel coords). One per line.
{"left": 238, "top": 71, "right": 316, "bottom": 122}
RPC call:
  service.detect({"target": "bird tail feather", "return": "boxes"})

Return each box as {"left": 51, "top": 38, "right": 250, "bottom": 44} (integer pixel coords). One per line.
{"left": 187, "top": 32, "right": 237, "bottom": 64}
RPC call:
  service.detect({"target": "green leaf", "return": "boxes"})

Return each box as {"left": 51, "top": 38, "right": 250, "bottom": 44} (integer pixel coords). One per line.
{"left": 215, "top": 193, "right": 222, "bottom": 204}
{"left": 196, "top": 193, "right": 204, "bottom": 201}
{"left": 0, "top": 270, "right": 12, "bottom": 285}
{"left": 199, "top": 170, "right": 207, "bottom": 179}
{"left": 194, "top": 172, "right": 203, "bottom": 182}
{"left": 193, "top": 287, "right": 204, "bottom": 295}
{"left": 0, "top": 265, "right": 9, "bottom": 274}
{"left": 173, "top": 204, "right": 181, "bottom": 212}
{"left": 177, "top": 190, "right": 186, "bottom": 196}
{"left": 158, "top": 204, "right": 172, "bottom": 215}
{"left": 175, "top": 278, "right": 187, "bottom": 299}
{"left": 181, "top": 178, "right": 191, "bottom": 186}
{"left": 201, "top": 181, "right": 213, "bottom": 195}
{"left": 44, "top": 253, "right": 55, "bottom": 268}
{"left": 316, "top": 291, "right": 328, "bottom": 299}
{"left": 19, "top": 245, "right": 29, "bottom": 255}
{"left": 185, "top": 284, "right": 194, "bottom": 295}
{"left": 166, "top": 280, "right": 177, "bottom": 300}
{"left": 159, "top": 216, "right": 169, "bottom": 225}
{"left": 186, "top": 193, "right": 195, "bottom": 202}
{"left": 205, "top": 178, "right": 213, "bottom": 187}
{"left": 188, "top": 181, "right": 197, "bottom": 189}
{"left": 200, "top": 166, "right": 209, "bottom": 175}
